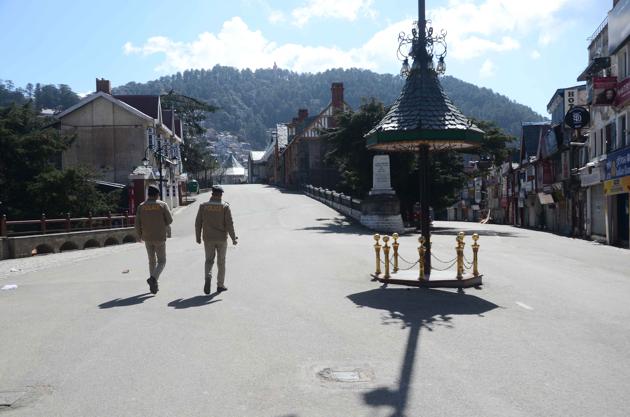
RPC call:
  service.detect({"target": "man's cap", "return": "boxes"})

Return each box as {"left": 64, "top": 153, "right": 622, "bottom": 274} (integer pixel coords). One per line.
{"left": 147, "top": 185, "right": 160, "bottom": 196}
{"left": 212, "top": 185, "right": 224, "bottom": 193}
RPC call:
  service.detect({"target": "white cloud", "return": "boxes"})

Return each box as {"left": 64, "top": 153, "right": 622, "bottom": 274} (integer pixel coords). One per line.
{"left": 272, "top": 0, "right": 376, "bottom": 27}
{"left": 531, "top": 50, "right": 541, "bottom": 60}
{"left": 123, "top": 16, "right": 404, "bottom": 75}
{"left": 479, "top": 59, "right": 495, "bottom": 78}
{"left": 429, "top": 0, "right": 572, "bottom": 60}
{"left": 123, "top": 42, "right": 141, "bottom": 55}
{"left": 268, "top": 10, "right": 285, "bottom": 24}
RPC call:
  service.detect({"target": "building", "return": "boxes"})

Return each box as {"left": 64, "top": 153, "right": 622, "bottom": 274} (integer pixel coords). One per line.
{"left": 247, "top": 151, "right": 265, "bottom": 183}
{"left": 281, "top": 82, "right": 351, "bottom": 189}
{"left": 55, "top": 79, "right": 184, "bottom": 211}
{"left": 214, "top": 154, "right": 247, "bottom": 184}
{"left": 577, "top": 0, "right": 630, "bottom": 246}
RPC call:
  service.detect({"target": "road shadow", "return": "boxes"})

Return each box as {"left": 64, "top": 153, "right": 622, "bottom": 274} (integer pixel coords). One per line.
{"left": 263, "top": 185, "right": 303, "bottom": 195}
{"left": 296, "top": 217, "right": 372, "bottom": 236}
{"left": 347, "top": 288, "right": 498, "bottom": 417}
{"left": 429, "top": 226, "right": 520, "bottom": 238}
{"left": 99, "top": 293, "right": 154, "bottom": 309}
{"left": 168, "top": 293, "right": 222, "bottom": 309}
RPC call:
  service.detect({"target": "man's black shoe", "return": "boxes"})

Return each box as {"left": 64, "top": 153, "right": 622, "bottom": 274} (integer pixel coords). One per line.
{"left": 217, "top": 286, "right": 228, "bottom": 293}
{"left": 147, "top": 277, "right": 158, "bottom": 294}
{"left": 204, "top": 279, "right": 211, "bottom": 295}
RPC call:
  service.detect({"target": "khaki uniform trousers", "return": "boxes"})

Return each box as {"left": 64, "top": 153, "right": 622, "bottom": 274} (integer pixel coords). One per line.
{"left": 204, "top": 240, "right": 228, "bottom": 287}
{"left": 145, "top": 241, "right": 166, "bottom": 280}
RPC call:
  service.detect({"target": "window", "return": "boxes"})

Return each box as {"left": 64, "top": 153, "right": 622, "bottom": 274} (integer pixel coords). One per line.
{"left": 621, "top": 49, "right": 629, "bottom": 79}
{"left": 621, "top": 114, "right": 628, "bottom": 148}
{"left": 592, "top": 131, "right": 597, "bottom": 157}
{"left": 606, "top": 123, "right": 616, "bottom": 153}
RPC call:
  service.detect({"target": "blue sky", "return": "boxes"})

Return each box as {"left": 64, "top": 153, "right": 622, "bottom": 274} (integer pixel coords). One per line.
{"left": 0, "top": 0, "right": 608, "bottom": 115}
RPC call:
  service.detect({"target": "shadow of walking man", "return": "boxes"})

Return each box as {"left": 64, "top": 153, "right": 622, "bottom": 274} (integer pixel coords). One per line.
{"left": 347, "top": 288, "right": 498, "bottom": 417}
{"left": 168, "top": 293, "right": 222, "bottom": 309}
{"left": 99, "top": 293, "right": 154, "bottom": 309}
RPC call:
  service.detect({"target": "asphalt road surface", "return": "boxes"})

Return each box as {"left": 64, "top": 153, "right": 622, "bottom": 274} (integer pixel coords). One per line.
{"left": 1, "top": 184, "right": 629, "bottom": 417}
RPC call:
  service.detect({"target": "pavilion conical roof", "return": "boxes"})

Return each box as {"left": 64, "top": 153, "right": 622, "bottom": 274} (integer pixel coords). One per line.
{"left": 365, "top": 66, "right": 484, "bottom": 151}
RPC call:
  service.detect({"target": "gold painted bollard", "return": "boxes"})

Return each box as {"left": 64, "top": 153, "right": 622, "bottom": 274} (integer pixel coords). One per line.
{"left": 472, "top": 233, "right": 480, "bottom": 277}
{"left": 418, "top": 236, "right": 426, "bottom": 281}
{"left": 382, "top": 236, "right": 391, "bottom": 279}
{"left": 456, "top": 232, "right": 465, "bottom": 279}
{"left": 392, "top": 233, "right": 399, "bottom": 273}
{"left": 373, "top": 234, "right": 382, "bottom": 276}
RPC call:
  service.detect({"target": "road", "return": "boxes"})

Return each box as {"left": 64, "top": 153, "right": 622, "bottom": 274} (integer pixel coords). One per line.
{"left": 1, "top": 184, "right": 629, "bottom": 417}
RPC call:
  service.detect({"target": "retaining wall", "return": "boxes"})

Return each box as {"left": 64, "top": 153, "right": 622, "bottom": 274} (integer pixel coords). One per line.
{"left": 2, "top": 228, "right": 138, "bottom": 260}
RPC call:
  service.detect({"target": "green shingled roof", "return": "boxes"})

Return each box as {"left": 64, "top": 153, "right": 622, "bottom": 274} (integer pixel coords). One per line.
{"left": 365, "top": 67, "right": 484, "bottom": 151}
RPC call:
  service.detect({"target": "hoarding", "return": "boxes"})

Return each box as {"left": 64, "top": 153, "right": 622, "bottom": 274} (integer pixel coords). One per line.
{"left": 592, "top": 77, "right": 618, "bottom": 106}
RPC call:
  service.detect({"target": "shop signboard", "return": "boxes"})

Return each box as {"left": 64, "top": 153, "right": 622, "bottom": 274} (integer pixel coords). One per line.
{"left": 605, "top": 146, "right": 630, "bottom": 180}
{"left": 592, "top": 77, "right": 618, "bottom": 106}
{"left": 564, "top": 106, "right": 590, "bottom": 129}
{"left": 604, "top": 176, "right": 630, "bottom": 195}
{"left": 615, "top": 77, "right": 630, "bottom": 108}
{"left": 580, "top": 165, "right": 604, "bottom": 187}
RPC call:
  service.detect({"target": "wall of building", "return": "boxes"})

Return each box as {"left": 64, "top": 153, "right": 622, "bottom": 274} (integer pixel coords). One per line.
{"left": 60, "top": 97, "right": 149, "bottom": 185}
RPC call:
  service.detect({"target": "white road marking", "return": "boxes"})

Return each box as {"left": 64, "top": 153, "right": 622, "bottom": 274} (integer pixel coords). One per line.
{"left": 516, "top": 301, "right": 533, "bottom": 311}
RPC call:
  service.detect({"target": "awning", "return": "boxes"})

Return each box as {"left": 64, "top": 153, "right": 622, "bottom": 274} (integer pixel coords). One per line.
{"left": 577, "top": 57, "right": 611, "bottom": 81}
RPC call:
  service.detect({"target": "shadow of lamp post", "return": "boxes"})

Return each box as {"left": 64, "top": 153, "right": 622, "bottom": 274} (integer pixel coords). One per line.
{"left": 364, "top": 0, "right": 484, "bottom": 278}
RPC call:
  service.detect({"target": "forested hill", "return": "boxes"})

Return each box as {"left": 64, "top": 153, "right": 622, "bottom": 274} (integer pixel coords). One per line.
{"left": 114, "top": 66, "right": 545, "bottom": 149}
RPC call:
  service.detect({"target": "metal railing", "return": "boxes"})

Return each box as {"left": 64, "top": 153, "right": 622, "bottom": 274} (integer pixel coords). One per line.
{"left": 304, "top": 184, "right": 362, "bottom": 210}
{"left": 1, "top": 212, "right": 136, "bottom": 237}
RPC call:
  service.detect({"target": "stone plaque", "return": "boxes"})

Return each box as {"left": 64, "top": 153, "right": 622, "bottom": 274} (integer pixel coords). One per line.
{"left": 372, "top": 155, "right": 393, "bottom": 193}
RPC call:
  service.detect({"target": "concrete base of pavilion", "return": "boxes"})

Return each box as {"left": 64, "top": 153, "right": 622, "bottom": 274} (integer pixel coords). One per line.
{"left": 371, "top": 270, "right": 483, "bottom": 288}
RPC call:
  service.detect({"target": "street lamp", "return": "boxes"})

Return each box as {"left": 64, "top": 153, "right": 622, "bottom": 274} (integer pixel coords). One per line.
{"left": 142, "top": 133, "right": 174, "bottom": 198}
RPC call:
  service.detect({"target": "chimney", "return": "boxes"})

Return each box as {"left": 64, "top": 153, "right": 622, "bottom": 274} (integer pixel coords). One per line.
{"left": 298, "top": 108, "right": 308, "bottom": 121}
{"left": 331, "top": 82, "right": 344, "bottom": 109}
{"left": 96, "top": 78, "right": 111, "bottom": 94}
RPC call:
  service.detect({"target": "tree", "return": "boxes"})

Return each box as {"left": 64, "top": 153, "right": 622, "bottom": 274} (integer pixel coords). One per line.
{"left": 160, "top": 91, "right": 217, "bottom": 175}
{"left": 0, "top": 104, "right": 118, "bottom": 219}
{"left": 465, "top": 119, "right": 516, "bottom": 169}
{"left": 323, "top": 99, "right": 471, "bottom": 215}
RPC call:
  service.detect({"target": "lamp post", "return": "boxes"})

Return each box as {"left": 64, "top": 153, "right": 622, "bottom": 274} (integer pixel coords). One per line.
{"left": 142, "top": 136, "right": 177, "bottom": 199}
{"left": 365, "top": 0, "right": 484, "bottom": 278}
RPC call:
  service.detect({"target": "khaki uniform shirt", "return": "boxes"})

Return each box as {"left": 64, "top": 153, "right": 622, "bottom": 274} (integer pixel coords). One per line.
{"left": 195, "top": 198, "right": 236, "bottom": 242}
{"left": 135, "top": 199, "right": 173, "bottom": 242}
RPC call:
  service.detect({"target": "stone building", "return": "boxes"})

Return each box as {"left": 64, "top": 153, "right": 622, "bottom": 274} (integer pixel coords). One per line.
{"left": 55, "top": 79, "right": 184, "bottom": 210}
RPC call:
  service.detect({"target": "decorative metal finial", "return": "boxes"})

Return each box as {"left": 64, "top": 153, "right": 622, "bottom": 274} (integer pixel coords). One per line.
{"left": 397, "top": 7, "right": 448, "bottom": 78}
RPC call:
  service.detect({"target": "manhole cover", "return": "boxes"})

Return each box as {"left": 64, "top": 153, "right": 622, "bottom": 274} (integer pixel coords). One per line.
{"left": 317, "top": 368, "right": 374, "bottom": 383}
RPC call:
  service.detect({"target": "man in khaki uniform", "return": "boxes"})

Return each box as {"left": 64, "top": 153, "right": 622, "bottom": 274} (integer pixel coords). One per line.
{"left": 195, "top": 185, "right": 237, "bottom": 295}
{"left": 135, "top": 185, "right": 173, "bottom": 294}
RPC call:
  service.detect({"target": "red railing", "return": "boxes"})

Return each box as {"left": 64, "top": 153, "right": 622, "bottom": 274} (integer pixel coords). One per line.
{"left": 0, "top": 212, "right": 136, "bottom": 237}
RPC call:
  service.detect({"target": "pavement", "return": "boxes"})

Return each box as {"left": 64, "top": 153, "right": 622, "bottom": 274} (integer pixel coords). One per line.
{"left": 1, "top": 184, "right": 629, "bottom": 417}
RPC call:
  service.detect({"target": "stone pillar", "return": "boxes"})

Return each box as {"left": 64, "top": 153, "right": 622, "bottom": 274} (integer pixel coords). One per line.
{"left": 360, "top": 155, "right": 404, "bottom": 233}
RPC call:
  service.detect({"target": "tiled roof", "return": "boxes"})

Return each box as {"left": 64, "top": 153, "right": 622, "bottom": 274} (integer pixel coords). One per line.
{"left": 294, "top": 116, "right": 318, "bottom": 137}
{"left": 366, "top": 67, "right": 483, "bottom": 149}
{"left": 114, "top": 95, "right": 160, "bottom": 119}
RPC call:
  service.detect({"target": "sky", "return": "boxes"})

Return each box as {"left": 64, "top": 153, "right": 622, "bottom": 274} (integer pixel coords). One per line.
{"left": 0, "top": 0, "right": 609, "bottom": 116}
